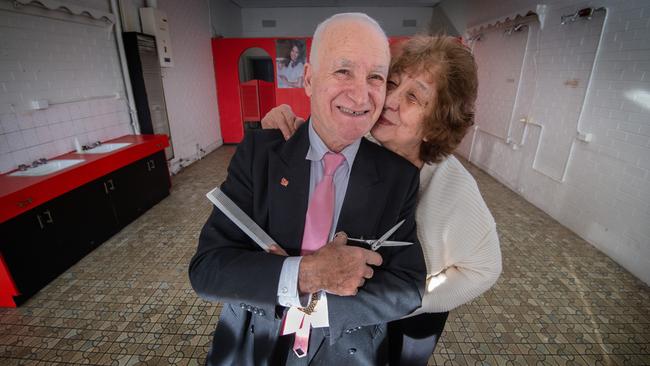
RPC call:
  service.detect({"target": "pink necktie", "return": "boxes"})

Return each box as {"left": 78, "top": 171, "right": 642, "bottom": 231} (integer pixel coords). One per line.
{"left": 291, "top": 152, "right": 345, "bottom": 357}
{"left": 300, "top": 152, "right": 345, "bottom": 255}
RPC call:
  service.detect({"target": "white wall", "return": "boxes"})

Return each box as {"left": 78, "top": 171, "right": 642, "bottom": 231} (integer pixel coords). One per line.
{"left": 156, "top": 0, "right": 221, "bottom": 173}
{"left": 430, "top": 4, "right": 459, "bottom": 36}
{"left": 240, "top": 7, "right": 434, "bottom": 37}
{"left": 439, "top": 0, "right": 466, "bottom": 35}
{"left": 455, "top": 0, "right": 650, "bottom": 284}
{"left": 209, "top": 0, "right": 243, "bottom": 37}
{"left": 0, "top": 1, "right": 132, "bottom": 174}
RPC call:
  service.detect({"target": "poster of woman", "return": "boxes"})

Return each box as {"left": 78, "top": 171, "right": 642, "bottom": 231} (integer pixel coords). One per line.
{"left": 276, "top": 39, "right": 306, "bottom": 88}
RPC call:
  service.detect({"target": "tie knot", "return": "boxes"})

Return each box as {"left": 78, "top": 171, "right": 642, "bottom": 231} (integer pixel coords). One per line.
{"left": 322, "top": 152, "right": 345, "bottom": 176}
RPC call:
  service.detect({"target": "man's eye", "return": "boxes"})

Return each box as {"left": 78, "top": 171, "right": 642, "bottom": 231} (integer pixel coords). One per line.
{"left": 335, "top": 69, "right": 351, "bottom": 76}
{"left": 369, "top": 74, "right": 385, "bottom": 83}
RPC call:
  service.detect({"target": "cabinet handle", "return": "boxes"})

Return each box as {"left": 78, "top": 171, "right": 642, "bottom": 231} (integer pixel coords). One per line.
{"left": 103, "top": 180, "right": 115, "bottom": 194}
{"left": 36, "top": 214, "right": 45, "bottom": 230}
{"left": 43, "top": 210, "right": 53, "bottom": 224}
{"left": 17, "top": 197, "right": 33, "bottom": 208}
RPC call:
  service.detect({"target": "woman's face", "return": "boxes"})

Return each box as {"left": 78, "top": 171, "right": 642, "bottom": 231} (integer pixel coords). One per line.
{"left": 290, "top": 46, "right": 299, "bottom": 62}
{"left": 371, "top": 70, "right": 437, "bottom": 163}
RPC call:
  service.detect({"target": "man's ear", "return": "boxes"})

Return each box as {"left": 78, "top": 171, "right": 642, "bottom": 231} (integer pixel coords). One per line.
{"left": 303, "top": 63, "right": 313, "bottom": 97}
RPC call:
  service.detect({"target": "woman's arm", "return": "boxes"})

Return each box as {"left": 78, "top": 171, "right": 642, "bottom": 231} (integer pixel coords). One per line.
{"left": 415, "top": 227, "right": 501, "bottom": 314}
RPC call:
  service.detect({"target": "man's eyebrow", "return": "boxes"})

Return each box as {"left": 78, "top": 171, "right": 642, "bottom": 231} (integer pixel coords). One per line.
{"left": 332, "top": 59, "right": 388, "bottom": 74}
{"left": 334, "top": 59, "right": 354, "bottom": 68}
{"left": 371, "top": 65, "right": 389, "bottom": 75}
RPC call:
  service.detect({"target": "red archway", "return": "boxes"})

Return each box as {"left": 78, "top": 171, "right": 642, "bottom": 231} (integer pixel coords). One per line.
{"left": 212, "top": 37, "right": 312, "bottom": 143}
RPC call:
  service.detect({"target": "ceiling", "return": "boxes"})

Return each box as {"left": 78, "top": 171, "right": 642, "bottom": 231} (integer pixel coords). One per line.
{"left": 230, "top": 0, "right": 440, "bottom": 8}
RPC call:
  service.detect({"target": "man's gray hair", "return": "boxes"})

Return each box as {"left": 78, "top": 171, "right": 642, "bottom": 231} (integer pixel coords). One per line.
{"left": 309, "top": 13, "right": 388, "bottom": 69}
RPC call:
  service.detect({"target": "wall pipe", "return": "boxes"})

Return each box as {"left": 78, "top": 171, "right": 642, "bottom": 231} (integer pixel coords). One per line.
{"left": 467, "top": 8, "right": 606, "bottom": 184}
{"left": 110, "top": 0, "right": 140, "bottom": 135}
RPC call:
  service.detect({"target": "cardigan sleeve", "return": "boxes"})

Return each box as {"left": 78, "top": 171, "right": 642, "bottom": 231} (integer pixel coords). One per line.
{"left": 409, "top": 157, "right": 502, "bottom": 316}
{"left": 412, "top": 226, "right": 501, "bottom": 314}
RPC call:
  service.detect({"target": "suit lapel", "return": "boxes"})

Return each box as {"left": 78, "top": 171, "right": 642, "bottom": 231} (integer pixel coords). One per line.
{"left": 268, "top": 124, "right": 311, "bottom": 256}
{"left": 336, "top": 138, "right": 384, "bottom": 239}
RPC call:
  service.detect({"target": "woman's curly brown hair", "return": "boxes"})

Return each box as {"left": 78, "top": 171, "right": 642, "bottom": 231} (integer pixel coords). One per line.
{"left": 390, "top": 35, "right": 478, "bottom": 164}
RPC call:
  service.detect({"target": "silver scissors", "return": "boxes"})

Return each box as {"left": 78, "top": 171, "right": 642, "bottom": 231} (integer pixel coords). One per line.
{"left": 347, "top": 219, "right": 413, "bottom": 251}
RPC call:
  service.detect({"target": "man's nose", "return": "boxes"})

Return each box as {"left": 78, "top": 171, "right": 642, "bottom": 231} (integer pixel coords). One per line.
{"left": 346, "top": 77, "right": 370, "bottom": 106}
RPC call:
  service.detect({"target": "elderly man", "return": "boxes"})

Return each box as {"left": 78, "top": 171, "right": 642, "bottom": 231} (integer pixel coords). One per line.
{"left": 189, "top": 13, "right": 426, "bottom": 365}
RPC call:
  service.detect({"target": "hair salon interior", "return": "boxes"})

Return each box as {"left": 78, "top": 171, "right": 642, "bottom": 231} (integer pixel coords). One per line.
{"left": 0, "top": 0, "right": 648, "bottom": 364}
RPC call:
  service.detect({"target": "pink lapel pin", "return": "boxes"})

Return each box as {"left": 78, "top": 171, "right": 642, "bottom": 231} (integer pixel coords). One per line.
{"left": 280, "top": 178, "right": 289, "bottom": 187}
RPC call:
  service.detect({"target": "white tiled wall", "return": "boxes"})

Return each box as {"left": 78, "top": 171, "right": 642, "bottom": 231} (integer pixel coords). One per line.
{"left": 456, "top": 0, "right": 650, "bottom": 284}
{"left": 0, "top": 8, "right": 132, "bottom": 174}
{"left": 472, "top": 24, "right": 529, "bottom": 140}
{"left": 157, "top": 0, "right": 222, "bottom": 173}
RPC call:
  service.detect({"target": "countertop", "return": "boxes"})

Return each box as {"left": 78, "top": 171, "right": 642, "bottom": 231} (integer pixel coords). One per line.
{"left": 0, "top": 135, "right": 169, "bottom": 223}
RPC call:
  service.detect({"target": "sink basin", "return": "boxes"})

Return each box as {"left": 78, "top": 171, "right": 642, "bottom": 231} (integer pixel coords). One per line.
{"left": 81, "top": 142, "right": 132, "bottom": 154}
{"left": 9, "top": 159, "right": 84, "bottom": 177}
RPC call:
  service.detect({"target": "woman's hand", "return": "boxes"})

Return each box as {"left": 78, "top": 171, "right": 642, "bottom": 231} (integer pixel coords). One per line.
{"left": 261, "top": 104, "right": 305, "bottom": 140}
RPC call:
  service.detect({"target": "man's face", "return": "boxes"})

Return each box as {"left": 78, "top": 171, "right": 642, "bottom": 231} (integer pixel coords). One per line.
{"left": 304, "top": 20, "right": 389, "bottom": 151}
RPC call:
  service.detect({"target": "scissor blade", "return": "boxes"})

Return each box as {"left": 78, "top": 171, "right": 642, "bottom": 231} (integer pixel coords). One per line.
{"left": 377, "top": 240, "right": 413, "bottom": 247}
{"left": 372, "top": 219, "right": 405, "bottom": 250}
{"left": 347, "top": 238, "right": 374, "bottom": 245}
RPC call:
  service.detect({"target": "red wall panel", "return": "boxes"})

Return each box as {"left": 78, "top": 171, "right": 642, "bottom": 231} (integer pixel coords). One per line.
{"left": 212, "top": 38, "right": 312, "bottom": 144}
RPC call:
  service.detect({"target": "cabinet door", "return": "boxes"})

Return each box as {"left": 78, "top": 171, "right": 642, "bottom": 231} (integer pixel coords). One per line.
{"left": 0, "top": 204, "right": 59, "bottom": 304}
{"left": 72, "top": 180, "right": 120, "bottom": 252}
{"left": 106, "top": 166, "right": 145, "bottom": 228}
{"left": 140, "top": 151, "right": 170, "bottom": 209}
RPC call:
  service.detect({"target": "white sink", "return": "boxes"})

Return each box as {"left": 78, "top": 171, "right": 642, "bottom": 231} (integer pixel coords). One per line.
{"left": 9, "top": 159, "right": 84, "bottom": 177}
{"left": 81, "top": 142, "right": 132, "bottom": 154}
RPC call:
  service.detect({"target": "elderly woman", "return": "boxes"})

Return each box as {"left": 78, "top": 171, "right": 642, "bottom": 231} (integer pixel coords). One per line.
{"left": 263, "top": 35, "right": 502, "bottom": 365}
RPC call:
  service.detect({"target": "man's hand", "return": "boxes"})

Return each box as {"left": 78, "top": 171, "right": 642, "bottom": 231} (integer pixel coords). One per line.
{"left": 268, "top": 244, "right": 288, "bottom": 256}
{"left": 261, "top": 104, "right": 306, "bottom": 140}
{"left": 298, "top": 233, "right": 382, "bottom": 296}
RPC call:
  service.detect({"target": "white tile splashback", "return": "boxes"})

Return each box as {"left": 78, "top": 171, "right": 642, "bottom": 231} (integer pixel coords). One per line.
{"left": 0, "top": 98, "right": 132, "bottom": 174}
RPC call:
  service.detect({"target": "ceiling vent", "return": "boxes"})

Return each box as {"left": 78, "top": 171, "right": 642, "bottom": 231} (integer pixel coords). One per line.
{"left": 402, "top": 19, "right": 417, "bottom": 27}
{"left": 262, "top": 19, "right": 277, "bottom": 28}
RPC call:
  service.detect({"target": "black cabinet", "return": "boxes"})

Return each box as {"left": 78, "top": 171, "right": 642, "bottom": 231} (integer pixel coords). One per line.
{"left": 0, "top": 188, "right": 87, "bottom": 304}
{"left": 0, "top": 151, "right": 170, "bottom": 305}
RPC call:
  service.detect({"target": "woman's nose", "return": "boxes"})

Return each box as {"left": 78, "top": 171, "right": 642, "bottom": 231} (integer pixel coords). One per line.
{"left": 384, "top": 89, "right": 399, "bottom": 110}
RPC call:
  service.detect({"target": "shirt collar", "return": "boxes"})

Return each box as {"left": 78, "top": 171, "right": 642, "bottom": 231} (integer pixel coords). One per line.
{"left": 306, "top": 119, "right": 361, "bottom": 168}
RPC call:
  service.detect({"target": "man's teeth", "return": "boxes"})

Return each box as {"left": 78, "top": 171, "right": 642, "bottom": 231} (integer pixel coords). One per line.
{"left": 339, "top": 106, "right": 367, "bottom": 116}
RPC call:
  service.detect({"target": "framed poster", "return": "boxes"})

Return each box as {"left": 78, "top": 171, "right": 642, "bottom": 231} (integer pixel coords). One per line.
{"left": 276, "top": 39, "right": 306, "bottom": 88}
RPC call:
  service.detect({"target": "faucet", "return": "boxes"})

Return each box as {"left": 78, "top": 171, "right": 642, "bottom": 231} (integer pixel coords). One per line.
{"left": 82, "top": 141, "right": 102, "bottom": 151}
{"left": 31, "top": 158, "right": 48, "bottom": 167}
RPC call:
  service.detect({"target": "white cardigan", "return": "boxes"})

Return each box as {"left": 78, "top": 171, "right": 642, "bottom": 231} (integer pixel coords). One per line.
{"left": 409, "top": 155, "right": 502, "bottom": 316}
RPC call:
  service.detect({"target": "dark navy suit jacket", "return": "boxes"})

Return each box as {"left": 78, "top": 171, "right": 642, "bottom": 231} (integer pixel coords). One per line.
{"left": 189, "top": 123, "right": 426, "bottom": 365}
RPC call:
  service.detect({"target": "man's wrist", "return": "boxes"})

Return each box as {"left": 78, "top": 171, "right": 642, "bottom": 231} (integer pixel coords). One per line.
{"left": 298, "top": 255, "right": 320, "bottom": 294}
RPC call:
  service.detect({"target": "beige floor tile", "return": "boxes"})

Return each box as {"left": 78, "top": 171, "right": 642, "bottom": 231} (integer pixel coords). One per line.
{"left": 0, "top": 147, "right": 648, "bottom": 365}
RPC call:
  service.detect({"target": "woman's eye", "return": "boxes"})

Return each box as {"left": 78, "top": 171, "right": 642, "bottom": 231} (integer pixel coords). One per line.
{"left": 407, "top": 93, "right": 420, "bottom": 104}
{"left": 387, "top": 80, "right": 398, "bottom": 90}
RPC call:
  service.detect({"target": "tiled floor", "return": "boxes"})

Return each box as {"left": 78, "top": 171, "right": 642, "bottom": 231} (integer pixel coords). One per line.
{"left": 1, "top": 145, "right": 649, "bottom": 365}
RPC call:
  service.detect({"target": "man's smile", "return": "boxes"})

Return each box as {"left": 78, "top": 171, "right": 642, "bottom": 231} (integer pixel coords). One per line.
{"left": 337, "top": 106, "right": 369, "bottom": 116}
